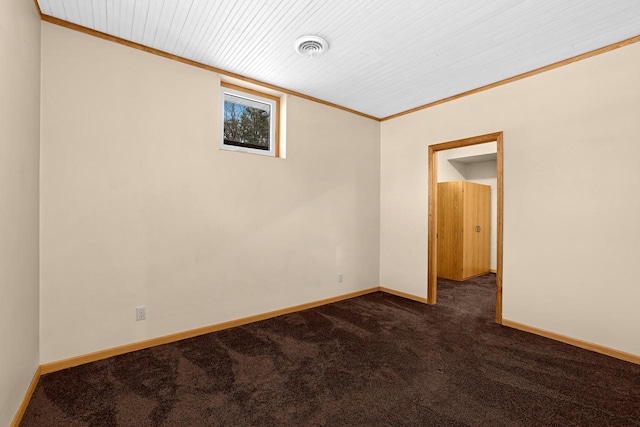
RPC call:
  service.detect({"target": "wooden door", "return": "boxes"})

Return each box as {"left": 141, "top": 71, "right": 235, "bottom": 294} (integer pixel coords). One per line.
{"left": 462, "top": 182, "right": 491, "bottom": 279}
{"left": 476, "top": 184, "right": 491, "bottom": 275}
{"left": 437, "top": 182, "right": 462, "bottom": 280}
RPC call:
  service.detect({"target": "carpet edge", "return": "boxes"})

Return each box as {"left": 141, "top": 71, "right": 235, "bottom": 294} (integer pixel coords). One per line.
{"left": 40, "top": 287, "right": 381, "bottom": 375}
{"left": 502, "top": 319, "right": 640, "bottom": 365}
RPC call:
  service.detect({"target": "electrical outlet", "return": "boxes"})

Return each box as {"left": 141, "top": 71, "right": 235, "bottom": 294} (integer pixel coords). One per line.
{"left": 136, "top": 306, "right": 146, "bottom": 321}
{"left": 338, "top": 273, "right": 343, "bottom": 283}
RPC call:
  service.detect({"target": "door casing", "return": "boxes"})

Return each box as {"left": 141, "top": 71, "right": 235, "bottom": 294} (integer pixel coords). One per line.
{"left": 427, "top": 132, "right": 504, "bottom": 323}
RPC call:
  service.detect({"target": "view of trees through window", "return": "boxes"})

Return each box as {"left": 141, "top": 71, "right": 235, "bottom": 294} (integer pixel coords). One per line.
{"left": 223, "top": 95, "right": 271, "bottom": 150}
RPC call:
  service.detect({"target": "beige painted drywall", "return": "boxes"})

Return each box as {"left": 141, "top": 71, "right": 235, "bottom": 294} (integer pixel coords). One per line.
{"left": 0, "top": 0, "right": 41, "bottom": 424}
{"left": 39, "top": 22, "right": 380, "bottom": 364}
{"left": 437, "top": 142, "right": 497, "bottom": 182}
{"left": 381, "top": 41, "right": 640, "bottom": 356}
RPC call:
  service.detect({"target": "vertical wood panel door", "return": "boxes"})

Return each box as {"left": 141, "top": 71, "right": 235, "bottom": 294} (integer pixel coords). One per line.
{"left": 462, "top": 182, "right": 479, "bottom": 278}
{"left": 475, "top": 184, "right": 491, "bottom": 277}
{"left": 462, "top": 182, "right": 491, "bottom": 279}
{"left": 437, "top": 182, "right": 462, "bottom": 280}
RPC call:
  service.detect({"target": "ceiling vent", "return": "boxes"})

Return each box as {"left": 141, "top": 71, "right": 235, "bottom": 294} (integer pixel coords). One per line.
{"left": 294, "top": 35, "right": 329, "bottom": 59}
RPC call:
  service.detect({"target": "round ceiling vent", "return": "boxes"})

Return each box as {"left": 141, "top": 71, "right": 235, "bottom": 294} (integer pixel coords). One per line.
{"left": 294, "top": 35, "right": 329, "bottom": 59}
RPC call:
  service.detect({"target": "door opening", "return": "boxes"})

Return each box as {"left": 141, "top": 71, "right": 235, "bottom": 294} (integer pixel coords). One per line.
{"left": 427, "top": 132, "right": 504, "bottom": 323}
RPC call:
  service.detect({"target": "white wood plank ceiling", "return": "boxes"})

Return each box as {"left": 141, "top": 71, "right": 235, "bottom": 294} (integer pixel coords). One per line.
{"left": 37, "top": 0, "right": 640, "bottom": 119}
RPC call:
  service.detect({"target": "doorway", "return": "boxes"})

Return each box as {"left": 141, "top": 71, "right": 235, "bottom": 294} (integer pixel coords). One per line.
{"left": 427, "top": 132, "right": 504, "bottom": 323}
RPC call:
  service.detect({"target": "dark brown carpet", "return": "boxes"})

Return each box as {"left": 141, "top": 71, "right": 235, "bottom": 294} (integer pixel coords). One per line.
{"left": 21, "top": 274, "right": 640, "bottom": 426}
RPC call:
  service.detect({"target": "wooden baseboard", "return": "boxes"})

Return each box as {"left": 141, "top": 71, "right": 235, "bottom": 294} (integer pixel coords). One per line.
{"left": 41, "top": 287, "right": 380, "bottom": 374}
{"left": 502, "top": 319, "right": 640, "bottom": 365}
{"left": 10, "top": 366, "right": 41, "bottom": 427}
{"left": 23, "top": 291, "right": 640, "bottom": 426}
{"left": 379, "top": 286, "right": 429, "bottom": 304}
{"left": 490, "top": 269, "right": 497, "bottom": 274}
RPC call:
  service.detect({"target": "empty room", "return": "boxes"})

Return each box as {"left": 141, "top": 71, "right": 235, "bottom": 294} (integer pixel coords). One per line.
{"left": 2, "top": 1, "right": 640, "bottom": 426}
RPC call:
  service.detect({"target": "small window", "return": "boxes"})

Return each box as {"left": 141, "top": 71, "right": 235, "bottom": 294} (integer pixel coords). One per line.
{"left": 220, "top": 83, "right": 279, "bottom": 157}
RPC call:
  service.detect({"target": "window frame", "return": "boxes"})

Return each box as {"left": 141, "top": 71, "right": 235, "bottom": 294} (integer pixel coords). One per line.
{"left": 220, "top": 82, "right": 280, "bottom": 157}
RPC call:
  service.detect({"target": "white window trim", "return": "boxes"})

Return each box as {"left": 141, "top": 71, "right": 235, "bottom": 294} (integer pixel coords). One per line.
{"left": 220, "top": 83, "right": 279, "bottom": 157}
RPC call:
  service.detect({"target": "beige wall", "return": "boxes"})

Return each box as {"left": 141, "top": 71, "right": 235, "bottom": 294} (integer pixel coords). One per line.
{"left": 0, "top": 0, "right": 41, "bottom": 424}
{"left": 437, "top": 142, "right": 497, "bottom": 182}
{"left": 381, "top": 41, "right": 640, "bottom": 356}
{"left": 39, "top": 22, "right": 380, "bottom": 364}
